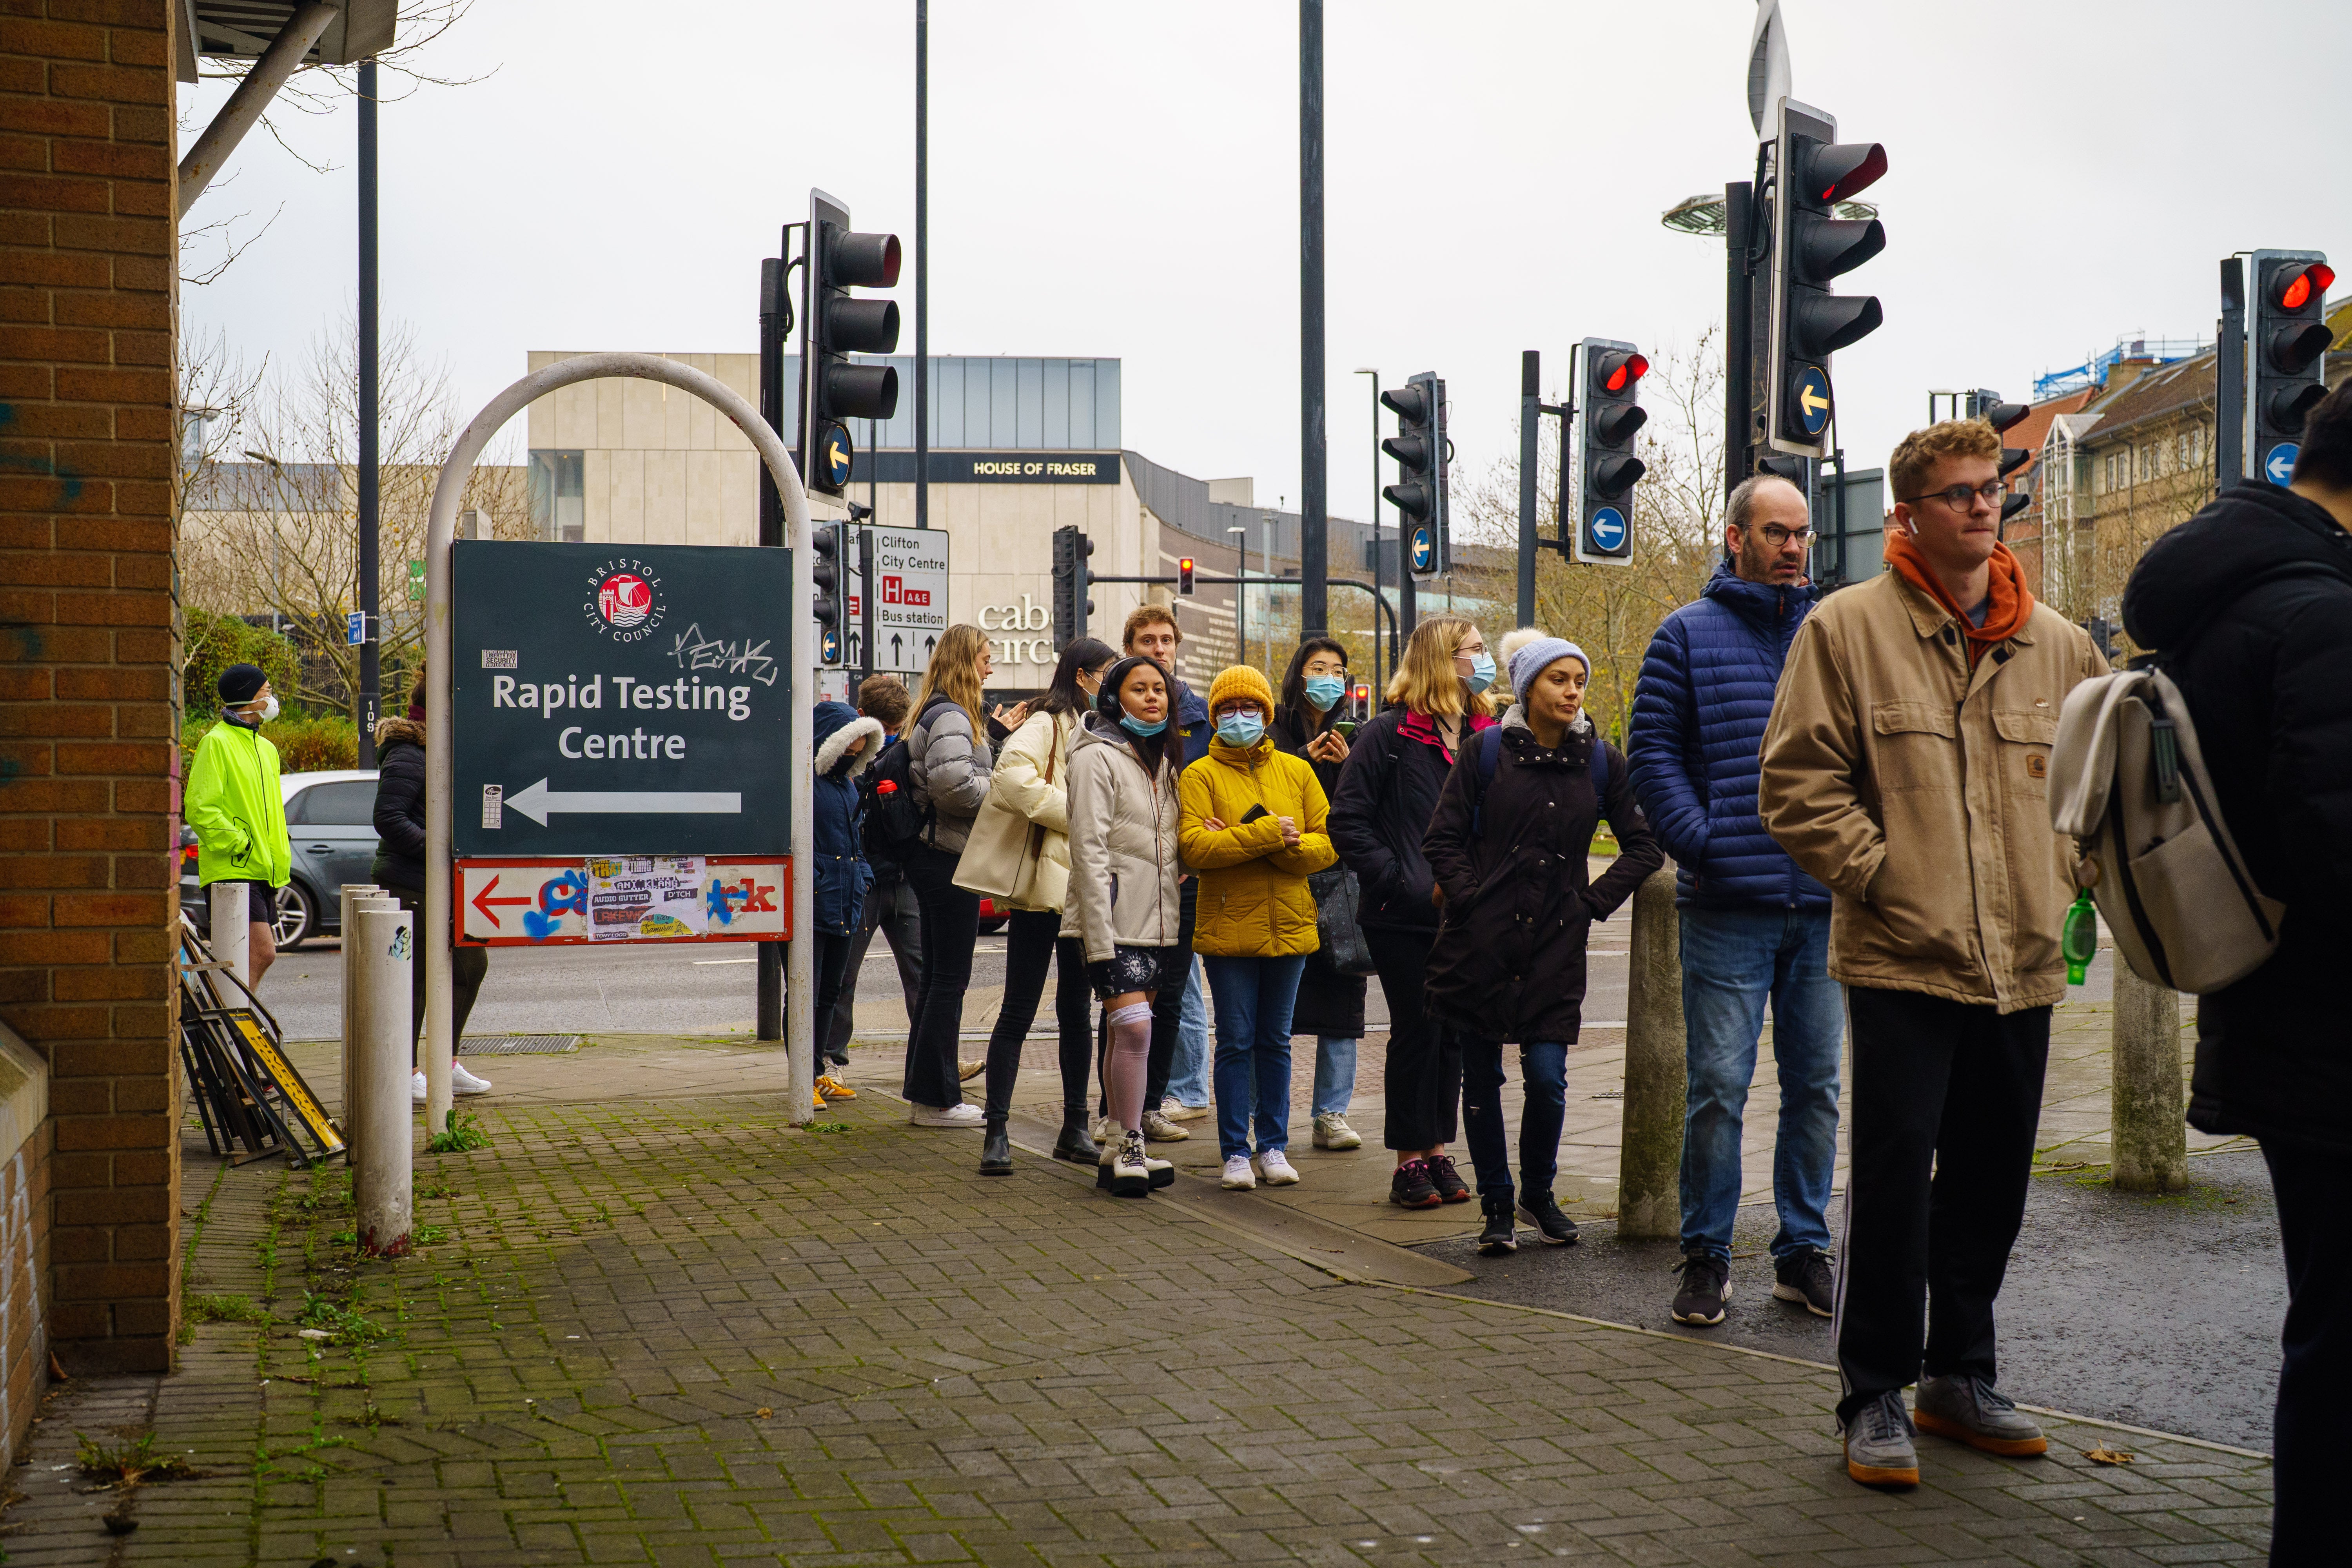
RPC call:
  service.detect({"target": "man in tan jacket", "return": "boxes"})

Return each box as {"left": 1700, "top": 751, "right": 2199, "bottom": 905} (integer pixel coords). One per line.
{"left": 1760, "top": 419, "right": 2105, "bottom": 1490}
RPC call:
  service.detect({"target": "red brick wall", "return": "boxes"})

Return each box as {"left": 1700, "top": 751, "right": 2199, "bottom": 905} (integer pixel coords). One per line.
{"left": 0, "top": 0, "right": 180, "bottom": 1377}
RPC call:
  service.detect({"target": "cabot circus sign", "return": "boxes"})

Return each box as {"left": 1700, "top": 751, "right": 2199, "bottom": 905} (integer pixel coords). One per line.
{"left": 980, "top": 594, "right": 1054, "bottom": 667}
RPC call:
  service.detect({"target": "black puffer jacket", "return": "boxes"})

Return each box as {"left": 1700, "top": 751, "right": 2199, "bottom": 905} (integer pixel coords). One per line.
{"left": 368, "top": 717, "right": 428, "bottom": 894}
{"left": 2122, "top": 480, "right": 2352, "bottom": 1154}
{"left": 1328, "top": 706, "right": 1492, "bottom": 933}
{"left": 1421, "top": 708, "right": 1663, "bottom": 1044}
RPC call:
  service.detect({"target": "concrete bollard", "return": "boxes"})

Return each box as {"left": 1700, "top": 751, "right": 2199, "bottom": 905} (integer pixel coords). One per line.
{"left": 2110, "top": 961, "right": 2188, "bottom": 1192}
{"left": 210, "top": 882, "right": 250, "bottom": 990}
{"left": 351, "top": 904, "right": 414, "bottom": 1255}
{"left": 338, "top": 884, "right": 382, "bottom": 1125}
{"left": 1618, "top": 864, "right": 1686, "bottom": 1239}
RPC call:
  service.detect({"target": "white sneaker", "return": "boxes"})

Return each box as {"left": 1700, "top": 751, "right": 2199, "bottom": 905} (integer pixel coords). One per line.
{"left": 1091, "top": 1113, "right": 1116, "bottom": 1147}
{"left": 1221, "top": 1155, "right": 1256, "bottom": 1191}
{"left": 909, "top": 1102, "right": 984, "bottom": 1128}
{"left": 450, "top": 1059, "right": 493, "bottom": 1096}
{"left": 1312, "top": 1112, "right": 1361, "bottom": 1151}
{"left": 1255, "top": 1149, "right": 1301, "bottom": 1185}
{"left": 410, "top": 1069, "right": 426, "bottom": 1105}
{"left": 1165, "top": 1098, "right": 1212, "bottom": 1122}
{"left": 1141, "top": 1110, "right": 1189, "bottom": 1142}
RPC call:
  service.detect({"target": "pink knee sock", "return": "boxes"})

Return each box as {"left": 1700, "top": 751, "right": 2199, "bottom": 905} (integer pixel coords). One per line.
{"left": 1105, "top": 1002, "right": 1152, "bottom": 1131}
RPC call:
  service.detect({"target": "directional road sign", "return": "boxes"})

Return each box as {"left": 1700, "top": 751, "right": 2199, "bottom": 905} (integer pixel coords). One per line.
{"left": 850, "top": 526, "right": 949, "bottom": 676}
{"left": 346, "top": 611, "right": 367, "bottom": 646}
{"left": 2265, "top": 442, "right": 2299, "bottom": 486}
{"left": 1790, "top": 365, "right": 1833, "bottom": 438}
{"left": 451, "top": 541, "right": 788, "bottom": 857}
{"left": 1586, "top": 506, "right": 1628, "bottom": 554}
{"left": 818, "top": 423, "right": 854, "bottom": 490}
{"left": 1410, "top": 525, "right": 1436, "bottom": 576}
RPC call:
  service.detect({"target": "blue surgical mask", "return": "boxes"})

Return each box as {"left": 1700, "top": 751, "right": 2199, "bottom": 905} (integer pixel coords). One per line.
{"left": 1118, "top": 712, "right": 1167, "bottom": 738}
{"left": 1302, "top": 674, "right": 1346, "bottom": 711}
{"left": 1465, "top": 652, "right": 1496, "bottom": 694}
{"left": 1215, "top": 712, "right": 1265, "bottom": 748}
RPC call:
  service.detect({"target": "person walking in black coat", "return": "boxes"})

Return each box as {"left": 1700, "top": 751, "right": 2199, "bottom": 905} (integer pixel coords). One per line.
{"left": 2120, "top": 379, "right": 2352, "bottom": 1564}
{"left": 1328, "top": 614, "right": 1495, "bottom": 1209}
{"left": 1424, "top": 639, "right": 1662, "bottom": 1252}
{"left": 369, "top": 662, "right": 492, "bottom": 1102}
{"left": 1271, "top": 635, "right": 1369, "bottom": 1151}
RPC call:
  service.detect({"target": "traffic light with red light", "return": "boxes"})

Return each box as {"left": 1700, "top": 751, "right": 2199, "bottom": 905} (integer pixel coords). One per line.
{"left": 1381, "top": 372, "right": 1448, "bottom": 581}
{"left": 2247, "top": 250, "right": 2334, "bottom": 485}
{"left": 1766, "top": 100, "right": 1886, "bottom": 460}
{"left": 1352, "top": 682, "right": 1370, "bottom": 720}
{"left": 1574, "top": 339, "right": 1646, "bottom": 566}
{"left": 1178, "top": 558, "right": 1195, "bottom": 595}
{"left": 802, "top": 189, "right": 902, "bottom": 499}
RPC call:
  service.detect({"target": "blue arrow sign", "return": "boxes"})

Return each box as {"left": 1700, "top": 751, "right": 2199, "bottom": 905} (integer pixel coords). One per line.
{"left": 2265, "top": 442, "right": 2299, "bottom": 486}
{"left": 822, "top": 423, "right": 854, "bottom": 489}
{"left": 820, "top": 627, "right": 840, "bottom": 664}
{"left": 1410, "top": 526, "right": 1436, "bottom": 574}
{"left": 1790, "top": 365, "right": 1832, "bottom": 438}
{"left": 1587, "top": 506, "right": 1628, "bottom": 554}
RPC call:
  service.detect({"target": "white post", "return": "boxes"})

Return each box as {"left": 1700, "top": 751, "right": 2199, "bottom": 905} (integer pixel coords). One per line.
{"left": 209, "top": 883, "right": 249, "bottom": 990}
{"left": 338, "top": 884, "right": 381, "bottom": 1125}
{"left": 422, "top": 353, "right": 818, "bottom": 1131}
{"left": 350, "top": 906, "right": 414, "bottom": 1254}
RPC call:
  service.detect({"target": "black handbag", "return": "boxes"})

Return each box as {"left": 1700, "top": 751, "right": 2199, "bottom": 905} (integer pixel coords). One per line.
{"left": 1308, "top": 865, "right": 1377, "bottom": 976}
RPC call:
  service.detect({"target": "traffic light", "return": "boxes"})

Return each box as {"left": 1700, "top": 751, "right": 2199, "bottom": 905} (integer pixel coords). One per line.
{"left": 1051, "top": 525, "right": 1094, "bottom": 650}
{"left": 1178, "top": 557, "right": 1195, "bottom": 595}
{"left": 1978, "top": 397, "right": 2034, "bottom": 528}
{"left": 810, "top": 520, "right": 850, "bottom": 666}
{"left": 1766, "top": 100, "right": 1886, "bottom": 459}
{"left": 1381, "top": 372, "right": 1447, "bottom": 581}
{"left": 802, "top": 190, "right": 902, "bottom": 499}
{"left": 1574, "top": 338, "right": 1647, "bottom": 566}
{"left": 2247, "top": 250, "right": 2334, "bottom": 486}
{"left": 1352, "top": 682, "right": 1370, "bottom": 720}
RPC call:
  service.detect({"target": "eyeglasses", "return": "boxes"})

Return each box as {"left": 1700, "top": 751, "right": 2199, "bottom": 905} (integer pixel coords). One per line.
{"left": 1757, "top": 525, "right": 1816, "bottom": 548}
{"left": 1900, "top": 481, "right": 2006, "bottom": 511}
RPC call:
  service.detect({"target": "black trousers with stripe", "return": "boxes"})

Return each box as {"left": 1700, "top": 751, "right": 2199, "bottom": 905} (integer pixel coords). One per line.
{"left": 1834, "top": 985, "right": 2050, "bottom": 1424}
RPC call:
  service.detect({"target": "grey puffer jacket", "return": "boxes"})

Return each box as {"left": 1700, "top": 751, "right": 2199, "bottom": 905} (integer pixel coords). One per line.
{"left": 906, "top": 696, "right": 994, "bottom": 854}
{"left": 1060, "top": 714, "right": 1182, "bottom": 961}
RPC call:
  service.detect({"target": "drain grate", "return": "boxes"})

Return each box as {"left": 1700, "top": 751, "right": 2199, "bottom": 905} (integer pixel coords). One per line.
{"left": 458, "top": 1033, "right": 581, "bottom": 1056}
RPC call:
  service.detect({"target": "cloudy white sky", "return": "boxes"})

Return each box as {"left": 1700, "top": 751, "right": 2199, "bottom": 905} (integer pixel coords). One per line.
{"left": 183, "top": 0, "right": 2352, "bottom": 525}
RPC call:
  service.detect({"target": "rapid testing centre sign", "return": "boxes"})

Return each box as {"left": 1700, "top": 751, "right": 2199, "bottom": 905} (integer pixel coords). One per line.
{"left": 452, "top": 542, "right": 790, "bottom": 860}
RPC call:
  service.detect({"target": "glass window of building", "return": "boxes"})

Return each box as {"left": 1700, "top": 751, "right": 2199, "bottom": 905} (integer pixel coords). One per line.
{"left": 529, "top": 450, "right": 586, "bottom": 542}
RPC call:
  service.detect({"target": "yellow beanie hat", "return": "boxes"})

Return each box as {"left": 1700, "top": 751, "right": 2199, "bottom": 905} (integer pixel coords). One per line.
{"left": 1206, "top": 665, "right": 1276, "bottom": 721}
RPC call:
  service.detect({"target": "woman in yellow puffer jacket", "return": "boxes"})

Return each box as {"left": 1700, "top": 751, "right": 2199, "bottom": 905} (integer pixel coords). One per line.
{"left": 1179, "top": 665, "right": 1337, "bottom": 1191}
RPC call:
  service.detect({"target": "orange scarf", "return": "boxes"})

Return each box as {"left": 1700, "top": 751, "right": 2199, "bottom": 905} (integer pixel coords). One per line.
{"left": 1884, "top": 533, "right": 2034, "bottom": 666}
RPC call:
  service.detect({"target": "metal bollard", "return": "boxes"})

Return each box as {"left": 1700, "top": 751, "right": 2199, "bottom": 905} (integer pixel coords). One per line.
{"left": 351, "top": 904, "right": 414, "bottom": 1254}
{"left": 1617, "top": 864, "right": 1686, "bottom": 1239}
{"left": 338, "top": 884, "right": 382, "bottom": 1125}
{"left": 209, "top": 882, "right": 250, "bottom": 989}
{"left": 2110, "top": 962, "right": 2188, "bottom": 1192}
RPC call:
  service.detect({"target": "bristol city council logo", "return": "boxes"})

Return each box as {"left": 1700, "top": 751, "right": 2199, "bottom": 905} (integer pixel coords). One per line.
{"left": 582, "top": 559, "right": 666, "bottom": 642}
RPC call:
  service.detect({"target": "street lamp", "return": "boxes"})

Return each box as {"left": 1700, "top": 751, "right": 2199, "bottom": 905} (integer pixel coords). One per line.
{"left": 1354, "top": 367, "right": 1384, "bottom": 697}
{"left": 1226, "top": 524, "right": 1247, "bottom": 670}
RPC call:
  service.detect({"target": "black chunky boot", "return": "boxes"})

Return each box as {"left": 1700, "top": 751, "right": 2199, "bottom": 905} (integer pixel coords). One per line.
{"left": 1477, "top": 1196, "right": 1518, "bottom": 1256}
{"left": 978, "top": 1120, "right": 1013, "bottom": 1176}
{"left": 1051, "top": 1112, "right": 1098, "bottom": 1163}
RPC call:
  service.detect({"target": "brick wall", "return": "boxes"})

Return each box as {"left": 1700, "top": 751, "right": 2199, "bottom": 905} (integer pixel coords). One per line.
{"left": 0, "top": 0, "right": 181, "bottom": 1378}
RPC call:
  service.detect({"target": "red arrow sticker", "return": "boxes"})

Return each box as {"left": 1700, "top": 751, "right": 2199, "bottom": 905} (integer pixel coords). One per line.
{"left": 470, "top": 873, "right": 532, "bottom": 928}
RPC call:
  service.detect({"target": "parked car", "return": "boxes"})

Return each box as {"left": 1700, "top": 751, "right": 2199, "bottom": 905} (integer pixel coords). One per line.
{"left": 977, "top": 896, "right": 1010, "bottom": 936}
{"left": 181, "top": 769, "right": 382, "bottom": 950}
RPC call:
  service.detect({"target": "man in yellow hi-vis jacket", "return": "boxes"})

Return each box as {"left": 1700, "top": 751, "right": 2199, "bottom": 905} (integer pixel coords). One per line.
{"left": 185, "top": 662, "right": 291, "bottom": 986}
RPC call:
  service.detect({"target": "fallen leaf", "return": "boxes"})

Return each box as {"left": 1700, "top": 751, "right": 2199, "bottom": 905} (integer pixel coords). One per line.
{"left": 2085, "top": 1446, "right": 2135, "bottom": 1465}
{"left": 755, "top": 1408, "right": 772, "bottom": 1419}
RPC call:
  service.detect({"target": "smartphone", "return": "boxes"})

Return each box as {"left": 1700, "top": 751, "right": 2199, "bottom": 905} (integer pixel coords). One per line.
{"left": 1332, "top": 720, "right": 1358, "bottom": 738}
{"left": 1240, "top": 804, "right": 1271, "bottom": 824}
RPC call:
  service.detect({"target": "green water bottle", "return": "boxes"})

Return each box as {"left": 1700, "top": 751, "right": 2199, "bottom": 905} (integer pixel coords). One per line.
{"left": 2062, "top": 888, "right": 2098, "bottom": 986}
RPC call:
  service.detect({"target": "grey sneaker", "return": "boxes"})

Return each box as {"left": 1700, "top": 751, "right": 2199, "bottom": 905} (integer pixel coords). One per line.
{"left": 1670, "top": 1253, "right": 1731, "bottom": 1326}
{"left": 1914, "top": 1374, "right": 2048, "bottom": 1456}
{"left": 1841, "top": 1390, "right": 1919, "bottom": 1487}
{"left": 1141, "top": 1110, "right": 1190, "bottom": 1142}
{"left": 1772, "top": 1248, "right": 1835, "bottom": 1317}
{"left": 1311, "top": 1112, "right": 1362, "bottom": 1150}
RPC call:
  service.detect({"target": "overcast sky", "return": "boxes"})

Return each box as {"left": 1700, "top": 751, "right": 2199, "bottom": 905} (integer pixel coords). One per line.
{"left": 183, "top": 0, "right": 2352, "bottom": 524}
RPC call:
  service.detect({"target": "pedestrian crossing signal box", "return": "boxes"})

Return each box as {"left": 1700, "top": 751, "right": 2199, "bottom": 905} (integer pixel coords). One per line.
{"left": 449, "top": 541, "right": 790, "bottom": 859}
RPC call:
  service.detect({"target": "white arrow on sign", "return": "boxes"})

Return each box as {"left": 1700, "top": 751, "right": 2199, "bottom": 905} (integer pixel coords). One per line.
{"left": 503, "top": 778, "right": 742, "bottom": 825}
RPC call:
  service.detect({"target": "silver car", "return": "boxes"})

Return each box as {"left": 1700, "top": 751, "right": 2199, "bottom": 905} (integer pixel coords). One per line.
{"left": 180, "top": 769, "right": 382, "bottom": 949}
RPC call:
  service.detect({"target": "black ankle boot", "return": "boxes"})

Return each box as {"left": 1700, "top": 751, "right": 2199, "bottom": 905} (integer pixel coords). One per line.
{"left": 1477, "top": 1196, "right": 1518, "bottom": 1256}
{"left": 979, "top": 1120, "right": 1013, "bottom": 1176}
{"left": 1052, "top": 1115, "right": 1098, "bottom": 1163}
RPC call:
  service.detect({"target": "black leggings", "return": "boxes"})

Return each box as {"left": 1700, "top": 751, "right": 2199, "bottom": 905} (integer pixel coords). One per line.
{"left": 1368, "top": 923, "right": 1457, "bottom": 1152}
{"left": 981, "top": 909, "right": 1092, "bottom": 1123}
{"left": 811, "top": 929, "right": 855, "bottom": 1067}
{"left": 385, "top": 885, "right": 487, "bottom": 1061}
{"left": 901, "top": 844, "right": 980, "bottom": 1107}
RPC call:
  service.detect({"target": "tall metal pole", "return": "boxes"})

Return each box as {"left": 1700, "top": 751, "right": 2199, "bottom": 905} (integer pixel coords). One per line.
{"left": 755, "top": 253, "right": 786, "bottom": 1041}
{"left": 1363, "top": 371, "right": 1384, "bottom": 699}
{"left": 1516, "top": 350, "right": 1539, "bottom": 628}
{"left": 2216, "top": 257, "right": 2246, "bottom": 491}
{"left": 1724, "top": 180, "right": 1754, "bottom": 500}
{"left": 356, "top": 59, "right": 380, "bottom": 767}
{"left": 1297, "top": 0, "right": 1328, "bottom": 639}
{"left": 915, "top": 0, "right": 929, "bottom": 532}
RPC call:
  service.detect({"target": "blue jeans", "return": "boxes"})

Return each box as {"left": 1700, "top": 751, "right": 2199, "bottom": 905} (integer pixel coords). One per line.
{"left": 1461, "top": 1041, "right": 1568, "bottom": 1203}
{"left": 1677, "top": 904, "right": 1843, "bottom": 1263}
{"left": 1166, "top": 955, "right": 1212, "bottom": 1107}
{"left": 1203, "top": 953, "right": 1306, "bottom": 1159}
{"left": 1312, "top": 1036, "right": 1357, "bottom": 1117}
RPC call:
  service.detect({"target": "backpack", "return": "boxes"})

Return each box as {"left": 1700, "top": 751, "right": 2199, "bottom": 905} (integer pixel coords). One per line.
{"left": 1470, "top": 722, "right": 1608, "bottom": 839}
{"left": 2048, "top": 661, "right": 2280, "bottom": 994}
{"left": 858, "top": 695, "right": 951, "bottom": 872}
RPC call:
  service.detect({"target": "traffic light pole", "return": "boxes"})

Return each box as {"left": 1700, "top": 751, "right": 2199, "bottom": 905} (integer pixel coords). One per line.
{"left": 1724, "top": 178, "right": 1756, "bottom": 495}
{"left": 915, "top": 0, "right": 930, "bottom": 531}
{"left": 2217, "top": 256, "right": 2245, "bottom": 490}
{"left": 754, "top": 249, "right": 789, "bottom": 1042}
{"left": 356, "top": 58, "right": 380, "bottom": 767}
{"left": 1517, "top": 350, "right": 1539, "bottom": 628}
{"left": 1297, "top": 0, "right": 1328, "bottom": 638}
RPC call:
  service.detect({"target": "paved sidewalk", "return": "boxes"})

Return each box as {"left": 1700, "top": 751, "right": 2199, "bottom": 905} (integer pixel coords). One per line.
{"left": 4, "top": 1046, "right": 2270, "bottom": 1566}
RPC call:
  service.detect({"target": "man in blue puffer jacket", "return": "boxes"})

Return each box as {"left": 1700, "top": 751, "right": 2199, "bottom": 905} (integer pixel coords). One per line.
{"left": 1628, "top": 473, "right": 1842, "bottom": 1330}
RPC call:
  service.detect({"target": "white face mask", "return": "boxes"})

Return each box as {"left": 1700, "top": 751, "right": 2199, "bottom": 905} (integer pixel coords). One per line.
{"left": 253, "top": 694, "right": 280, "bottom": 723}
